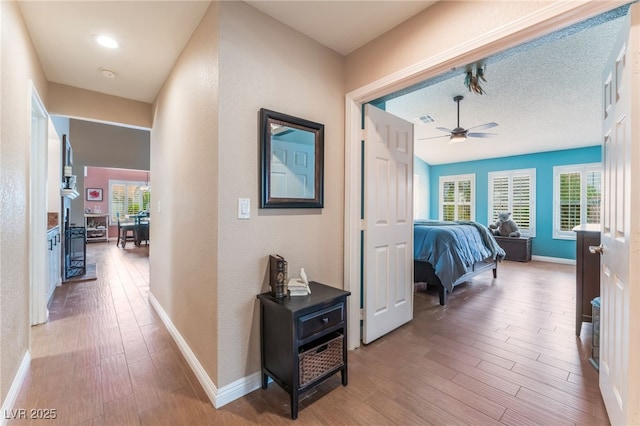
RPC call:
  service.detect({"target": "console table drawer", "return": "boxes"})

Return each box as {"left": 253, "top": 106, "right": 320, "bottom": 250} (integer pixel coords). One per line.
{"left": 299, "top": 304, "right": 343, "bottom": 340}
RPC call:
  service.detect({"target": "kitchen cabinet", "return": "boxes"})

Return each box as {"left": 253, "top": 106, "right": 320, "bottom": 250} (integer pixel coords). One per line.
{"left": 47, "top": 226, "right": 61, "bottom": 303}
{"left": 85, "top": 213, "right": 109, "bottom": 242}
{"left": 257, "top": 281, "right": 350, "bottom": 419}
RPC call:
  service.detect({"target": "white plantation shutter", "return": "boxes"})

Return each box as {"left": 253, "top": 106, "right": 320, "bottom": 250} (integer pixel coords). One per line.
{"left": 559, "top": 172, "right": 581, "bottom": 232}
{"left": 109, "top": 180, "right": 149, "bottom": 223}
{"left": 586, "top": 170, "right": 602, "bottom": 224}
{"left": 512, "top": 175, "right": 532, "bottom": 231}
{"left": 490, "top": 176, "right": 509, "bottom": 222}
{"left": 439, "top": 174, "right": 475, "bottom": 221}
{"left": 553, "top": 163, "right": 602, "bottom": 239}
{"left": 442, "top": 180, "right": 455, "bottom": 221}
{"left": 488, "top": 169, "right": 536, "bottom": 236}
{"left": 457, "top": 180, "right": 472, "bottom": 220}
{"left": 111, "top": 183, "right": 126, "bottom": 221}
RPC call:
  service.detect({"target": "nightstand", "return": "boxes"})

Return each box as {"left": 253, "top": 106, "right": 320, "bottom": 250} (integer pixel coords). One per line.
{"left": 257, "top": 281, "right": 350, "bottom": 419}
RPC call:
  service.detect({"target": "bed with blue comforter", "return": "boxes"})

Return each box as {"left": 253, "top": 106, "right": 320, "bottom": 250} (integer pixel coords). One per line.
{"left": 414, "top": 220, "right": 506, "bottom": 305}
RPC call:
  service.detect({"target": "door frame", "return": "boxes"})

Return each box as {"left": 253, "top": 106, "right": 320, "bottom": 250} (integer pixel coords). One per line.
{"left": 29, "top": 81, "right": 50, "bottom": 325}
{"left": 343, "top": 1, "right": 628, "bottom": 350}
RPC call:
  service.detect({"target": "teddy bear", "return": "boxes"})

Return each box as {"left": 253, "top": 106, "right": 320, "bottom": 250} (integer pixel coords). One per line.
{"left": 489, "top": 212, "right": 521, "bottom": 237}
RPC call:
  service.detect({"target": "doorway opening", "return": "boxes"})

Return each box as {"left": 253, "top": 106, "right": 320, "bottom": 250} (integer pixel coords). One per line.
{"left": 345, "top": 2, "right": 628, "bottom": 350}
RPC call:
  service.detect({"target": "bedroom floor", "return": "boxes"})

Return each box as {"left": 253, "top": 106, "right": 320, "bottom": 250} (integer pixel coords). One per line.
{"left": 12, "top": 244, "right": 607, "bottom": 425}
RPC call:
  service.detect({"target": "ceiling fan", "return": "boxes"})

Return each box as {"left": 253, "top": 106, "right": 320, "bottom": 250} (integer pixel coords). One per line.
{"left": 418, "top": 95, "right": 498, "bottom": 144}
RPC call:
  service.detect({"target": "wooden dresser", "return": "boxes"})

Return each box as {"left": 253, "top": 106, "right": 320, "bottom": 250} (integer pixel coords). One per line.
{"left": 573, "top": 224, "right": 601, "bottom": 336}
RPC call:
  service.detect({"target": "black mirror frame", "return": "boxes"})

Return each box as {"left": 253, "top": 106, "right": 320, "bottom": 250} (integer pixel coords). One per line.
{"left": 260, "top": 108, "right": 324, "bottom": 208}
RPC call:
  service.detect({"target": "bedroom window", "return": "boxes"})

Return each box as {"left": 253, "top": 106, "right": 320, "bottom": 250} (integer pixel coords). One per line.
{"left": 553, "top": 163, "right": 602, "bottom": 239}
{"left": 439, "top": 174, "right": 475, "bottom": 221}
{"left": 109, "top": 180, "right": 150, "bottom": 223}
{"left": 488, "top": 169, "right": 536, "bottom": 237}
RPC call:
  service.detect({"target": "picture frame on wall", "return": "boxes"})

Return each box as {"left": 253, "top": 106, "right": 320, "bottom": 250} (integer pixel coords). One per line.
{"left": 86, "top": 188, "right": 103, "bottom": 201}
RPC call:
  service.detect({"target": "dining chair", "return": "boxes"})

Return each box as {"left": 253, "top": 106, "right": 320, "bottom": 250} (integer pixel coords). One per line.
{"left": 116, "top": 212, "right": 136, "bottom": 248}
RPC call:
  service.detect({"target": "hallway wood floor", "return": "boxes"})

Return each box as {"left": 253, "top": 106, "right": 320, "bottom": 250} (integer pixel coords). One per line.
{"left": 9, "top": 242, "right": 608, "bottom": 425}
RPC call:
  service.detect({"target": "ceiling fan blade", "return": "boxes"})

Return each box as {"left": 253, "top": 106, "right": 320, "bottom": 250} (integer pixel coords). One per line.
{"left": 417, "top": 134, "right": 450, "bottom": 141}
{"left": 435, "top": 127, "right": 452, "bottom": 133}
{"left": 467, "top": 132, "right": 498, "bottom": 138}
{"left": 466, "top": 122, "right": 498, "bottom": 132}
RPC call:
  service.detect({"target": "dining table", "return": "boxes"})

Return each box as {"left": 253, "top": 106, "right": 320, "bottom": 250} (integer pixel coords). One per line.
{"left": 126, "top": 213, "right": 150, "bottom": 246}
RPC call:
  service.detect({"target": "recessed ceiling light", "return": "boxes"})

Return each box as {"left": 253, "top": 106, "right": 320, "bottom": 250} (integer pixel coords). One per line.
{"left": 99, "top": 68, "right": 117, "bottom": 78}
{"left": 95, "top": 34, "right": 119, "bottom": 49}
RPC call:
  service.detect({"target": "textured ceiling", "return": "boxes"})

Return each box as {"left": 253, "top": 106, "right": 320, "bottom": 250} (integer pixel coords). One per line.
{"left": 384, "top": 8, "right": 626, "bottom": 165}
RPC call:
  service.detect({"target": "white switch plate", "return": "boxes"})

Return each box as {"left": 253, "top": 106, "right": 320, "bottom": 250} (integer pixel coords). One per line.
{"left": 238, "top": 198, "right": 250, "bottom": 219}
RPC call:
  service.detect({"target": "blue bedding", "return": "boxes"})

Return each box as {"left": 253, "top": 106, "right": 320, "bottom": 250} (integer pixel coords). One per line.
{"left": 414, "top": 220, "right": 505, "bottom": 292}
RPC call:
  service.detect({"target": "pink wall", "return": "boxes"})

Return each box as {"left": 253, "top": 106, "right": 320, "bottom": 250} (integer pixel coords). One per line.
{"left": 84, "top": 166, "right": 149, "bottom": 237}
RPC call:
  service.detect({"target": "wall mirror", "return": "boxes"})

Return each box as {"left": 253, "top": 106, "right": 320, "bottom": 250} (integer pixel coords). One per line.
{"left": 260, "top": 108, "right": 324, "bottom": 208}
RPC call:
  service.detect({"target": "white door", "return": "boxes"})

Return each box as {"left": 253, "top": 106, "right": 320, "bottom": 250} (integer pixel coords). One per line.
{"left": 363, "top": 104, "right": 414, "bottom": 344}
{"left": 599, "top": 5, "right": 640, "bottom": 425}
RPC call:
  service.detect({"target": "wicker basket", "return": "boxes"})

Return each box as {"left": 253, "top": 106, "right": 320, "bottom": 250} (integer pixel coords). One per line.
{"left": 299, "top": 333, "right": 343, "bottom": 386}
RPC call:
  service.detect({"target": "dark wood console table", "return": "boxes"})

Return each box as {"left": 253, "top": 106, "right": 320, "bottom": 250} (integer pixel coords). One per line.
{"left": 257, "top": 281, "right": 350, "bottom": 419}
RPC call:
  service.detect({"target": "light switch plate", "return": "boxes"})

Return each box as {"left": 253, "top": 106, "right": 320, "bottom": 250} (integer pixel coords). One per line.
{"left": 238, "top": 198, "right": 250, "bottom": 219}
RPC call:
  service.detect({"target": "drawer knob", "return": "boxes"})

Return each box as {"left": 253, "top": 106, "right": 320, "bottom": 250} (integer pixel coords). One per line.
{"left": 322, "top": 317, "right": 329, "bottom": 324}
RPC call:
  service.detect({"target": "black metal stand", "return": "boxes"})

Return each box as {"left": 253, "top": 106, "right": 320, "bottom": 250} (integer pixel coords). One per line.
{"left": 65, "top": 226, "right": 86, "bottom": 279}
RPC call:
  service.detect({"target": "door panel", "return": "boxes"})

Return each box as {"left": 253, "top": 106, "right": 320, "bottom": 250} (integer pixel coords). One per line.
{"left": 363, "top": 105, "right": 414, "bottom": 344}
{"left": 599, "top": 5, "right": 640, "bottom": 425}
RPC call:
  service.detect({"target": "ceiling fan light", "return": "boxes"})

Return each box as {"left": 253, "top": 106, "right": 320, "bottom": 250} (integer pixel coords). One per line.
{"left": 449, "top": 133, "right": 467, "bottom": 144}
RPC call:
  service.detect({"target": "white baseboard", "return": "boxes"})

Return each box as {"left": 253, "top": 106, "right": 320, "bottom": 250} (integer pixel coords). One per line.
{"left": 1, "top": 351, "right": 31, "bottom": 426}
{"left": 531, "top": 255, "right": 576, "bottom": 265}
{"left": 148, "top": 293, "right": 260, "bottom": 408}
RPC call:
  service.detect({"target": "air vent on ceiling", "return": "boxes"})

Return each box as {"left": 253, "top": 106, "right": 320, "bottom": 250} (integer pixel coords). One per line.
{"left": 416, "top": 114, "right": 435, "bottom": 124}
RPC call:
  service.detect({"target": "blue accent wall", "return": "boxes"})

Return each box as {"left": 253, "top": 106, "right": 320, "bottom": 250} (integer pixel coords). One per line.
{"left": 414, "top": 157, "right": 430, "bottom": 219}
{"left": 426, "top": 146, "right": 601, "bottom": 260}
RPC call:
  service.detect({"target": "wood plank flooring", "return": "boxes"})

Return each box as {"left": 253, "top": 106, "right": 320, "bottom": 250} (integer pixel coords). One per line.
{"left": 8, "top": 242, "right": 608, "bottom": 425}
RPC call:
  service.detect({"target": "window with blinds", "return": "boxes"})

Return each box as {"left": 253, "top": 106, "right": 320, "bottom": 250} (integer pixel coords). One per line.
{"left": 109, "top": 180, "right": 150, "bottom": 223}
{"left": 488, "top": 169, "right": 536, "bottom": 236}
{"left": 553, "top": 163, "right": 602, "bottom": 239}
{"left": 439, "top": 174, "right": 475, "bottom": 221}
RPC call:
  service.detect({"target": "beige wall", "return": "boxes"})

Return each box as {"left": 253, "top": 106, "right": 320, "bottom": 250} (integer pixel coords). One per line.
{"left": 150, "top": 1, "right": 221, "bottom": 383}
{"left": 149, "top": 0, "right": 345, "bottom": 388}
{"left": 216, "top": 1, "right": 344, "bottom": 386}
{"left": 48, "top": 83, "right": 152, "bottom": 129}
{"left": 0, "top": 0, "right": 48, "bottom": 404}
